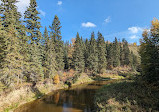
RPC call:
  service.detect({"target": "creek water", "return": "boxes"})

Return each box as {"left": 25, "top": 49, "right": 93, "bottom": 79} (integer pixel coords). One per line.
{"left": 14, "top": 80, "right": 114, "bottom": 112}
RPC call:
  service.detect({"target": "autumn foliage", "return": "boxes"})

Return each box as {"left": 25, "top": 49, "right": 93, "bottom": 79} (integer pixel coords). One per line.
{"left": 53, "top": 75, "right": 60, "bottom": 84}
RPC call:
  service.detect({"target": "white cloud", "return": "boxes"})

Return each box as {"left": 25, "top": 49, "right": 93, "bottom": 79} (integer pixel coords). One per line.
{"left": 0, "top": 0, "right": 45, "bottom": 17}
{"left": 130, "top": 35, "right": 140, "bottom": 39}
{"left": 128, "top": 27, "right": 143, "bottom": 34}
{"left": 57, "top": 1, "right": 62, "bottom": 6}
{"left": 104, "top": 16, "right": 111, "bottom": 23}
{"left": 16, "top": 0, "right": 30, "bottom": 15}
{"left": 39, "top": 10, "right": 46, "bottom": 17}
{"left": 0, "top": 0, "right": 30, "bottom": 15}
{"left": 82, "top": 22, "right": 96, "bottom": 28}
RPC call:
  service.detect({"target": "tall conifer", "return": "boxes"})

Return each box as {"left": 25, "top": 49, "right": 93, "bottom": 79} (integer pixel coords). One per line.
{"left": 113, "top": 37, "right": 120, "bottom": 67}
{"left": 50, "top": 15, "right": 64, "bottom": 71}
{"left": 87, "top": 32, "right": 98, "bottom": 73}
{"left": 72, "top": 32, "right": 85, "bottom": 72}
{"left": 24, "top": 0, "right": 43, "bottom": 82}
{"left": 0, "top": 0, "right": 24, "bottom": 86}
{"left": 97, "top": 32, "right": 107, "bottom": 73}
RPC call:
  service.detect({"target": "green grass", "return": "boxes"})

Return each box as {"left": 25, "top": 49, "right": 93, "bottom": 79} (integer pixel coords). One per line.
{"left": 73, "top": 73, "right": 93, "bottom": 85}
{"left": 95, "top": 80, "right": 159, "bottom": 112}
{"left": 3, "top": 103, "right": 19, "bottom": 112}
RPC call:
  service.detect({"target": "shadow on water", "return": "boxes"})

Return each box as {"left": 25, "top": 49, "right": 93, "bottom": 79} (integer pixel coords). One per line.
{"left": 14, "top": 80, "right": 115, "bottom": 112}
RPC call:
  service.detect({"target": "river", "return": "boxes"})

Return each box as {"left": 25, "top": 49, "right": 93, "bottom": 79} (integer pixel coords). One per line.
{"left": 14, "top": 80, "right": 115, "bottom": 112}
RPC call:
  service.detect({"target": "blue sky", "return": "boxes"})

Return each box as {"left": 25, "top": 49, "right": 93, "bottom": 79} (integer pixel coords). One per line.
{"left": 1, "top": 0, "right": 159, "bottom": 44}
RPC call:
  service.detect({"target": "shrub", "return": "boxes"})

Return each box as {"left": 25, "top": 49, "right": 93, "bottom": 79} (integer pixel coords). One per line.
{"left": 53, "top": 75, "right": 60, "bottom": 84}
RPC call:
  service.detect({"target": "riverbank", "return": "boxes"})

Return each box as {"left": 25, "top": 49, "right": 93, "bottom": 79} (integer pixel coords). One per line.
{"left": 0, "top": 73, "right": 94, "bottom": 112}
{"left": 0, "top": 67, "right": 135, "bottom": 112}
{"left": 94, "top": 79, "right": 159, "bottom": 112}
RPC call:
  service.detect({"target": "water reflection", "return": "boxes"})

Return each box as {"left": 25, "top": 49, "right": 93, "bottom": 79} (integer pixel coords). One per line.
{"left": 14, "top": 80, "right": 114, "bottom": 112}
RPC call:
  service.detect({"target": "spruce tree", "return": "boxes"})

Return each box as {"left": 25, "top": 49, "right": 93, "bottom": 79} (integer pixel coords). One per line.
{"left": 24, "top": 0, "right": 43, "bottom": 82}
{"left": 120, "top": 41, "right": 124, "bottom": 66}
{"left": 64, "top": 41, "right": 69, "bottom": 70}
{"left": 42, "top": 27, "right": 49, "bottom": 78}
{"left": 87, "top": 32, "right": 98, "bottom": 73}
{"left": 84, "top": 38, "right": 89, "bottom": 70}
{"left": 72, "top": 32, "right": 85, "bottom": 72}
{"left": 0, "top": 16, "right": 6, "bottom": 69}
{"left": 46, "top": 32, "right": 57, "bottom": 79}
{"left": 68, "top": 40, "right": 74, "bottom": 69}
{"left": 113, "top": 37, "right": 120, "bottom": 67}
{"left": 50, "top": 15, "right": 64, "bottom": 71}
{"left": 97, "top": 32, "right": 107, "bottom": 73}
{"left": 106, "top": 42, "right": 113, "bottom": 69}
{"left": 122, "top": 39, "right": 130, "bottom": 65}
{"left": 0, "top": 0, "right": 24, "bottom": 86}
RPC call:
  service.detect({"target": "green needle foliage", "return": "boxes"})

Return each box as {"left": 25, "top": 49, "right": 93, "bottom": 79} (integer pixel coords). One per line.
{"left": 140, "top": 19, "right": 159, "bottom": 84}
{"left": 113, "top": 37, "right": 120, "bottom": 67}
{"left": 0, "top": 0, "right": 25, "bottom": 86}
{"left": 97, "top": 32, "right": 107, "bottom": 74}
{"left": 0, "top": 0, "right": 140, "bottom": 88}
{"left": 72, "top": 32, "right": 85, "bottom": 72}
{"left": 106, "top": 42, "right": 113, "bottom": 69}
{"left": 50, "top": 15, "right": 64, "bottom": 71}
{"left": 87, "top": 32, "right": 98, "bottom": 74}
{"left": 24, "top": 0, "right": 43, "bottom": 82}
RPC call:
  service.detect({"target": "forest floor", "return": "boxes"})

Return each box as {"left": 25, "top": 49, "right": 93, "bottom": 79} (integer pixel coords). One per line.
{"left": 94, "top": 78, "right": 159, "bottom": 112}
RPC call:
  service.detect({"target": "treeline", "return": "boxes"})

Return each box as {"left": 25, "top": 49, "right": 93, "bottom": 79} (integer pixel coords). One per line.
{"left": 0, "top": 0, "right": 138, "bottom": 87}
{"left": 64, "top": 33, "right": 138, "bottom": 74}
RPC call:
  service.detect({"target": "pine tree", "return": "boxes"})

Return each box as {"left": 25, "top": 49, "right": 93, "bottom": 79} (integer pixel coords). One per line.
{"left": 113, "top": 37, "right": 120, "bottom": 67}
{"left": 106, "top": 42, "right": 113, "bottom": 69}
{"left": 64, "top": 41, "right": 69, "bottom": 70}
{"left": 46, "top": 32, "right": 57, "bottom": 79}
{"left": 84, "top": 38, "right": 89, "bottom": 70}
{"left": 120, "top": 41, "right": 124, "bottom": 66}
{"left": 68, "top": 39, "right": 74, "bottom": 69}
{"left": 87, "top": 32, "right": 98, "bottom": 73}
{"left": 122, "top": 39, "right": 130, "bottom": 65}
{"left": 72, "top": 32, "right": 85, "bottom": 72}
{"left": 42, "top": 27, "right": 49, "bottom": 78}
{"left": 0, "top": 0, "right": 25, "bottom": 86}
{"left": 97, "top": 32, "right": 107, "bottom": 73}
{"left": 50, "top": 15, "right": 64, "bottom": 71}
{"left": 24, "top": 0, "right": 43, "bottom": 82}
{"left": 0, "top": 16, "right": 6, "bottom": 69}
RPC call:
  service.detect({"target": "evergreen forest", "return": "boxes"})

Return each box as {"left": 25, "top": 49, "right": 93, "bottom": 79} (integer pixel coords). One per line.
{"left": 0, "top": 0, "right": 159, "bottom": 112}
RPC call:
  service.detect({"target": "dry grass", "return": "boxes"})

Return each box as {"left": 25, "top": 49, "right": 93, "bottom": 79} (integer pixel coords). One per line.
{"left": 98, "top": 66, "right": 134, "bottom": 80}
{"left": 73, "top": 73, "right": 93, "bottom": 85}
{"left": 0, "top": 86, "right": 35, "bottom": 112}
{"left": 0, "top": 82, "right": 63, "bottom": 112}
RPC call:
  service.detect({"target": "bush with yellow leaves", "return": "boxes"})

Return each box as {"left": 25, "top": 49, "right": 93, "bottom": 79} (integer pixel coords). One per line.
{"left": 53, "top": 74, "right": 60, "bottom": 84}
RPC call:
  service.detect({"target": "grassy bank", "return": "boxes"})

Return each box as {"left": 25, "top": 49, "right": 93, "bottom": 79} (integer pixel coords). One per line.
{"left": 0, "top": 67, "right": 135, "bottom": 112}
{"left": 0, "top": 73, "right": 94, "bottom": 112}
{"left": 94, "top": 79, "right": 159, "bottom": 112}
{"left": 0, "top": 82, "right": 65, "bottom": 112}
